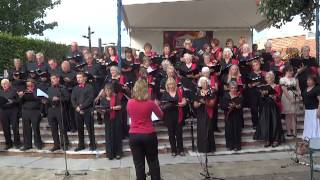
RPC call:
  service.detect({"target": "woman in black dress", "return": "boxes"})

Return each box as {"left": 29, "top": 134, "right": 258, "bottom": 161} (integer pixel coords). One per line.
{"left": 193, "top": 77, "right": 216, "bottom": 153}
{"left": 221, "top": 81, "right": 243, "bottom": 151}
{"left": 254, "top": 72, "right": 284, "bottom": 147}
{"left": 247, "top": 60, "right": 266, "bottom": 128}
{"left": 161, "top": 77, "right": 187, "bottom": 156}
{"left": 98, "top": 84, "right": 122, "bottom": 160}
{"left": 121, "top": 48, "right": 138, "bottom": 85}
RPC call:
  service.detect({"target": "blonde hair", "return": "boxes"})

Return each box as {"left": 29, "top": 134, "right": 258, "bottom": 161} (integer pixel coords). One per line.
{"left": 266, "top": 71, "right": 275, "bottom": 82}
{"left": 165, "top": 77, "right": 177, "bottom": 92}
{"left": 132, "top": 78, "right": 150, "bottom": 101}
{"left": 228, "top": 65, "right": 241, "bottom": 83}
{"left": 1, "top": 79, "right": 10, "bottom": 86}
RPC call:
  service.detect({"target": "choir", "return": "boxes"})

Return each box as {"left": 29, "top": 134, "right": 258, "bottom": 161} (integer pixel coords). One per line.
{"left": 1, "top": 37, "right": 320, "bottom": 159}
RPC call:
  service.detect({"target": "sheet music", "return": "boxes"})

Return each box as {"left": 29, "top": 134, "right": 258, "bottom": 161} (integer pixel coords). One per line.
{"left": 127, "top": 112, "right": 159, "bottom": 125}
{"left": 36, "top": 88, "right": 49, "bottom": 98}
{"left": 147, "top": 66, "right": 154, "bottom": 73}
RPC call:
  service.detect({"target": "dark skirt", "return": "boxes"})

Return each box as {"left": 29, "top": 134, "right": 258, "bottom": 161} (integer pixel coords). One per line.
{"left": 105, "top": 115, "right": 123, "bottom": 158}
{"left": 225, "top": 110, "right": 243, "bottom": 149}
{"left": 196, "top": 106, "right": 216, "bottom": 153}
{"left": 254, "top": 98, "right": 284, "bottom": 143}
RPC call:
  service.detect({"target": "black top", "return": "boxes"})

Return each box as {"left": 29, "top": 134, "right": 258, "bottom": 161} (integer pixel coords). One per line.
{"left": 302, "top": 86, "right": 320, "bottom": 109}
{"left": 25, "top": 61, "right": 37, "bottom": 72}
{"left": 71, "top": 84, "right": 95, "bottom": 111}
{"left": 20, "top": 89, "right": 41, "bottom": 110}
{"left": 47, "top": 85, "right": 70, "bottom": 107}
{"left": 60, "top": 70, "right": 77, "bottom": 92}
{"left": 0, "top": 88, "right": 19, "bottom": 109}
{"left": 121, "top": 58, "right": 137, "bottom": 82}
{"left": 160, "top": 91, "right": 179, "bottom": 111}
{"left": 194, "top": 88, "right": 215, "bottom": 103}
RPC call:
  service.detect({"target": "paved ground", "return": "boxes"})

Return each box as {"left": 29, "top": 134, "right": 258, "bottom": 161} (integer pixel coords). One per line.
{"left": 0, "top": 151, "right": 318, "bottom": 180}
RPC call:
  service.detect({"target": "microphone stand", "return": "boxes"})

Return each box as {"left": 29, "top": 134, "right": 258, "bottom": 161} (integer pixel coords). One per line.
{"left": 281, "top": 87, "right": 310, "bottom": 168}
{"left": 54, "top": 87, "right": 87, "bottom": 179}
{"left": 198, "top": 96, "right": 223, "bottom": 180}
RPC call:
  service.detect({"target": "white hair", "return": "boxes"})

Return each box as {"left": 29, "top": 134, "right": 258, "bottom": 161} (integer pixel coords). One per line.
{"left": 223, "top": 48, "right": 233, "bottom": 58}
{"left": 201, "top": 67, "right": 210, "bottom": 74}
{"left": 198, "top": 76, "right": 210, "bottom": 87}
{"left": 184, "top": 53, "right": 193, "bottom": 61}
{"left": 272, "top": 51, "right": 281, "bottom": 58}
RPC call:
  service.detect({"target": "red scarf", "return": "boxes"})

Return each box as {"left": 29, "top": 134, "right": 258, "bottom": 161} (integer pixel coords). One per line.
{"left": 109, "top": 95, "right": 116, "bottom": 120}
{"left": 120, "top": 75, "right": 126, "bottom": 85}
{"left": 78, "top": 83, "right": 85, "bottom": 88}
{"left": 177, "top": 88, "right": 184, "bottom": 124}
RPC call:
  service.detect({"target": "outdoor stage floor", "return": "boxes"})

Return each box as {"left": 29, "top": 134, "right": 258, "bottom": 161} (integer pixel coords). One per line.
{"left": 0, "top": 151, "right": 318, "bottom": 179}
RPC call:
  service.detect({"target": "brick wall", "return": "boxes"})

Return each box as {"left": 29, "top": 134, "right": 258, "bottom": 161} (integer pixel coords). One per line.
{"left": 268, "top": 35, "right": 316, "bottom": 57}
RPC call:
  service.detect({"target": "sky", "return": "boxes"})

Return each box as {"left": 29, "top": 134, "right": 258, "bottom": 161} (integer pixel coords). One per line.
{"left": 28, "top": 0, "right": 314, "bottom": 47}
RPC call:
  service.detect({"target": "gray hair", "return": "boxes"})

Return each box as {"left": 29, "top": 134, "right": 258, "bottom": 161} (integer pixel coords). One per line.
{"left": 36, "top": 52, "right": 44, "bottom": 58}
{"left": 110, "top": 66, "right": 120, "bottom": 74}
{"left": 26, "top": 50, "right": 35, "bottom": 56}
{"left": 228, "top": 81, "right": 238, "bottom": 89}
{"left": 184, "top": 53, "right": 193, "bottom": 61}
{"left": 264, "top": 40, "right": 272, "bottom": 48}
{"left": 301, "top": 45, "right": 310, "bottom": 52}
{"left": 161, "top": 60, "right": 171, "bottom": 72}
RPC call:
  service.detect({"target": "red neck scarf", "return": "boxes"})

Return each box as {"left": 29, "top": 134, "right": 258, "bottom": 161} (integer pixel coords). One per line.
{"left": 78, "top": 83, "right": 85, "bottom": 88}
{"left": 109, "top": 95, "right": 116, "bottom": 120}
{"left": 177, "top": 88, "right": 184, "bottom": 124}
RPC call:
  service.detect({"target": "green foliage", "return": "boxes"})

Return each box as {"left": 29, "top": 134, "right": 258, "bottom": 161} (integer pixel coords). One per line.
{"left": 0, "top": 0, "right": 61, "bottom": 36}
{"left": 0, "top": 32, "right": 68, "bottom": 71}
{"left": 258, "top": 0, "right": 319, "bottom": 30}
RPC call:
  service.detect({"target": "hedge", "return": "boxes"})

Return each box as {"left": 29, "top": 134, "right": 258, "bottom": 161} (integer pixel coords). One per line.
{"left": 0, "top": 33, "right": 69, "bottom": 72}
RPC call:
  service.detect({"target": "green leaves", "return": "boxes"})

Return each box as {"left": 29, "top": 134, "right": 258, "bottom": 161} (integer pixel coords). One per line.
{"left": 258, "top": 0, "right": 318, "bottom": 30}
{"left": 0, "top": 0, "right": 61, "bottom": 36}
{"left": 0, "top": 32, "right": 68, "bottom": 71}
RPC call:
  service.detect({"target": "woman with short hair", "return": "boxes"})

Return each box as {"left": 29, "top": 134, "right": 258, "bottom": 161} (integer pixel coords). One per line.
{"left": 254, "top": 72, "right": 284, "bottom": 147}
{"left": 193, "top": 77, "right": 216, "bottom": 153}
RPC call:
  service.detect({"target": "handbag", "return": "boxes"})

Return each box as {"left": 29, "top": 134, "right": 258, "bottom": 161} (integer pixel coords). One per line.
{"left": 296, "top": 140, "right": 309, "bottom": 155}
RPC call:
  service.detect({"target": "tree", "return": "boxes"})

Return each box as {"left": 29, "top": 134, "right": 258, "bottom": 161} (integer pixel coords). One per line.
{"left": 0, "top": 0, "right": 61, "bottom": 36}
{"left": 258, "top": 0, "right": 319, "bottom": 30}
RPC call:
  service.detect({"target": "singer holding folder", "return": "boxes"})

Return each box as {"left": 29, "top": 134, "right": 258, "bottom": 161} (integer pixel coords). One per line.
{"left": 97, "top": 83, "right": 122, "bottom": 160}
{"left": 127, "top": 78, "right": 163, "bottom": 180}
{"left": 18, "top": 79, "right": 43, "bottom": 151}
